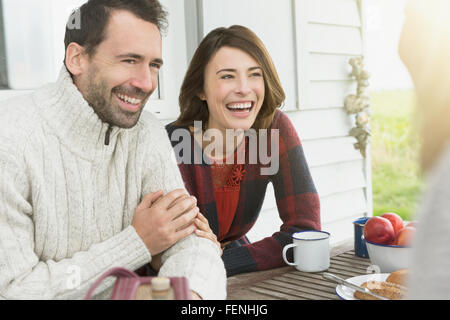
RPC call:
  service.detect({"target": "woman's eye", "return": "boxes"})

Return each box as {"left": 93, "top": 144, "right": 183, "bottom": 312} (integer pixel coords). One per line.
{"left": 221, "top": 74, "right": 233, "bottom": 79}
{"left": 250, "top": 72, "right": 263, "bottom": 77}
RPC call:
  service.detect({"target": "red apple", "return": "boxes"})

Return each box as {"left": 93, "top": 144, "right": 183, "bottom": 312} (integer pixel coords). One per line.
{"left": 381, "top": 212, "right": 404, "bottom": 235}
{"left": 363, "top": 216, "right": 396, "bottom": 245}
{"left": 395, "top": 226, "right": 415, "bottom": 246}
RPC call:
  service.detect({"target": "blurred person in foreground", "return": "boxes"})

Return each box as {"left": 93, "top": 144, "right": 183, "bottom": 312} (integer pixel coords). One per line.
{"left": 0, "top": 0, "right": 225, "bottom": 299}
{"left": 399, "top": 0, "right": 450, "bottom": 299}
{"left": 165, "top": 25, "right": 321, "bottom": 277}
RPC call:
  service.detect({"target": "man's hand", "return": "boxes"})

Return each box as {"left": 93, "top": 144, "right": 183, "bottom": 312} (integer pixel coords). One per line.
{"left": 131, "top": 189, "right": 199, "bottom": 256}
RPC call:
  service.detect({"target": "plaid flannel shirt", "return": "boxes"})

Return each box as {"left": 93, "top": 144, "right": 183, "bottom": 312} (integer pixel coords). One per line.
{"left": 166, "top": 110, "right": 321, "bottom": 277}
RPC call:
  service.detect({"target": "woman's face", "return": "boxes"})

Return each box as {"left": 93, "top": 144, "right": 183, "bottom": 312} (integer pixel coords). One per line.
{"left": 200, "top": 46, "right": 265, "bottom": 133}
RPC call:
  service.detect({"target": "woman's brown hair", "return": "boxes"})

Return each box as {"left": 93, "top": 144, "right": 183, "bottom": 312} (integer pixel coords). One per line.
{"left": 175, "top": 25, "right": 285, "bottom": 130}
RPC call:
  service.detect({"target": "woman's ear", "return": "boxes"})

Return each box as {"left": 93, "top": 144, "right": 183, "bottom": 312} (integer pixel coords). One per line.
{"left": 65, "top": 42, "right": 87, "bottom": 76}
{"left": 197, "top": 92, "right": 207, "bottom": 101}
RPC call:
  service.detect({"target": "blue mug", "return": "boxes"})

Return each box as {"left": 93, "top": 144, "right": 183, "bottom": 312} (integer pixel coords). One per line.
{"left": 353, "top": 217, "right": 370, "bottom": 258}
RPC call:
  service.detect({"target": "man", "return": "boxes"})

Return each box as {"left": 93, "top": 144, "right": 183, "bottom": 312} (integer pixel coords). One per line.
{"left": 0, "top": 0, "right": 226, "bottom": 299}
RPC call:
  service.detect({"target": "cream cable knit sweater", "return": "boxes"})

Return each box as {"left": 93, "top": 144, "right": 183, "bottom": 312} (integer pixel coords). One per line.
{"left": 0, "top": 67, "right": 226, "bottom": 300}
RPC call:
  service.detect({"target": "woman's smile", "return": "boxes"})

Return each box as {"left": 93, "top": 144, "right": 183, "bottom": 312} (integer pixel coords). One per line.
{"left": 225, "top": 101, "right": 254, "bottom": 117}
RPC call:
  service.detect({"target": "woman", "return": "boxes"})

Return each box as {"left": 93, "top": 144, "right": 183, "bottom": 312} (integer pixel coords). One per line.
{"left": 399, "top": 0, "right": 450, "bottom": 299}
{"left": 166, "top": 25, "right": 321, "bottom": 277}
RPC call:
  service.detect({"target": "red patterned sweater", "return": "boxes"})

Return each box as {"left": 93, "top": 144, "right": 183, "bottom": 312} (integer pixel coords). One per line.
{"left": 165, "top": 110, "right": 321, "bottom": 276}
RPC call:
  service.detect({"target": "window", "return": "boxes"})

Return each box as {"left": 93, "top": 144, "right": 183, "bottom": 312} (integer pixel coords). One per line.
{"left": 0, "top": 0, "right": 59, "bottom": 89}
{"left": 0, "top": 0, "right": 8, "bottom": 88}
{"left": 0, "top": 1, "right": 161, "bottom": 94}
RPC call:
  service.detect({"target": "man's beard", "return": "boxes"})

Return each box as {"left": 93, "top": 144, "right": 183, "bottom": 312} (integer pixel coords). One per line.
{"left": 83, "top": 67, "right": 151, "bottom": 129}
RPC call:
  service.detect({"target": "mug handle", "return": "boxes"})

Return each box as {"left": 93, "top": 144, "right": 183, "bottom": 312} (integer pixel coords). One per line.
{"left": 282, "top": 243, "right": 297, "bottom": 266}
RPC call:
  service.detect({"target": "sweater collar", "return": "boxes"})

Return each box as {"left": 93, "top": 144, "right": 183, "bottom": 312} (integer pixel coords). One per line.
{"left": 33, "top": 66, "right": 125, "bottom": 159}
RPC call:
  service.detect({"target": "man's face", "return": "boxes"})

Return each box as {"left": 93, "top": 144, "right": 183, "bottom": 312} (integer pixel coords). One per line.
{"left": 76, "top": 10, "right": 163, "bottom": 128}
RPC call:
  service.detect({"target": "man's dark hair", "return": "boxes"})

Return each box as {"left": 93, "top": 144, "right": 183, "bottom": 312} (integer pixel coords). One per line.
{"left": 64, "top": 0, "right": 168, "bottom": 61}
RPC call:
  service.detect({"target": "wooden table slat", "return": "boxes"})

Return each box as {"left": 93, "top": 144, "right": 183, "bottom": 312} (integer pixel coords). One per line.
{"left": 282, "top": 273, "right": 338, "bottom": 289}
{"left": 267, "top": 277, "right": 339, "bottom": 300}
{"left": 325, "top": 267, "right": 362, "bottom": 278}
{"left": 289, "top": 270, "right": 335, "bottom": 281}
{"left": 330, "top": 258, "right": 371, "bottom": 271}
{"left": 264, "top": 279, "right": 339, "bottom": 300}
{"left": 329, "top": 263, "right": 368, "bottom": 274}
{"left": 227, "top": 241, "right": 374, "bottom": 300}
{"left": 246, "top": 287, "right": 285, "bottom": 300}
{"left": 250, "top": 284, "right": 308, "bottom": 300}
{"left": 340, "top": 252, "right": 371, "bottom": 262}
{"left": 272, "top": 275, "right": 336, "bottom": 294}
{"left": 253, "top": 281, "right": 336, "bottom": 300}
{"left": 332, "top": 256, "right": 372, "bottom": 268}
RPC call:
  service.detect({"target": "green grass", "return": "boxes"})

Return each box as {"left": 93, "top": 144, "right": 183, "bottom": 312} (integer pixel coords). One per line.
{"left": 370, "top": 90, "right": 423, "bottom": 221}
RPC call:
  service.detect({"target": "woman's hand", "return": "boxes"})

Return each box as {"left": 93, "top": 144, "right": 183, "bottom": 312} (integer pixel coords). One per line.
{"left": 150, "top": 253, "right": 162, "bottom": 272}
{"left": 194, "top": 213, "right": 223, "bottom": 255}
{"left": 190, "top": 291, "right": 202, "bottom": 300}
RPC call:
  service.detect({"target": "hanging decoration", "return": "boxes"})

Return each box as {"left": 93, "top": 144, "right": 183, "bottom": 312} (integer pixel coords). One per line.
{"left": 344, "top": 57, "right": 371, "bottom": 157}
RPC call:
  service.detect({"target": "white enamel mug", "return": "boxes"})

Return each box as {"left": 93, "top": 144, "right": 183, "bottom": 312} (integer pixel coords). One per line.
{"left": 282, "top": 230, "right": 331, "bottom": 272}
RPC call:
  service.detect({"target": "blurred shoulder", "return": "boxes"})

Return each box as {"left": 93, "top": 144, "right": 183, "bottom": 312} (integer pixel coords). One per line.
{"left": 426, "top": 140, "right": 450, "bottom": 190}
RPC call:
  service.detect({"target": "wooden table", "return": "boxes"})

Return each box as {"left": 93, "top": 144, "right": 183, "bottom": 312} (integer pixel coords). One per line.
{"left": 227, "top": 241, "right": 372, "bottom": 300}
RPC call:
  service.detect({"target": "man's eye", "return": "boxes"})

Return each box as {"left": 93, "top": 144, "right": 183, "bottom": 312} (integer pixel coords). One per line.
{"left": 150, "top": 63, "right": 161, "bottom": 70}
{"left": 123, "top": 59, "right": 136, "bottom": 64}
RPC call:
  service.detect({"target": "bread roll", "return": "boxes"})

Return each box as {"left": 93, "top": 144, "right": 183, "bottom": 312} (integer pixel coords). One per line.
{"left": 386, "top": 268, "right": 409, "bottom": 286}
{"left": 353, "top": 280, "right": 406, "bottom": 300}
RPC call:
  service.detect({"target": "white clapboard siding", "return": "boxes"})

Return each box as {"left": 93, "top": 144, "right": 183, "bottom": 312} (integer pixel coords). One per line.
{"left": 302, "top": 136, "right": 363, "bottom": 168}
{"left": 261, "top": 183, "right": 276, "bottom": 211}
{"left": 310, "top": 160, "right": 366, "bottom": 198}
{"left": 324, "top": 213, "right": 365, "bottom": 245}
{"left": 307, "top": 80, "right": 357, "bottom": 109}
{"left": 246, "top": 206, "right": 283, "bottom": 242}
{"left": 307, "top": 0, "right": 361, "bottom": 27}
{"left": 308, "top": 53, "right": 360, "bottom": 81}
{"left": 320, "top": 188, "right": 367, "bottom": 224}
{"left": 307, "top": 24, "right": 362, "bottom": 55}
{"left": 285, "top": 108, "right": 354, "bottom": 141}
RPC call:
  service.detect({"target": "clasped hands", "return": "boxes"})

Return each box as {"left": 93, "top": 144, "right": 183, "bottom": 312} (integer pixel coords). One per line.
{"left": 131, "top": 188, "right": 221, "bottom": 300}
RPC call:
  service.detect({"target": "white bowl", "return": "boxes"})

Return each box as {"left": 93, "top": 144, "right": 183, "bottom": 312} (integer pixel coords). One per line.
{"left": 365, "top": 240, "right": 412, "bottom": 273}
